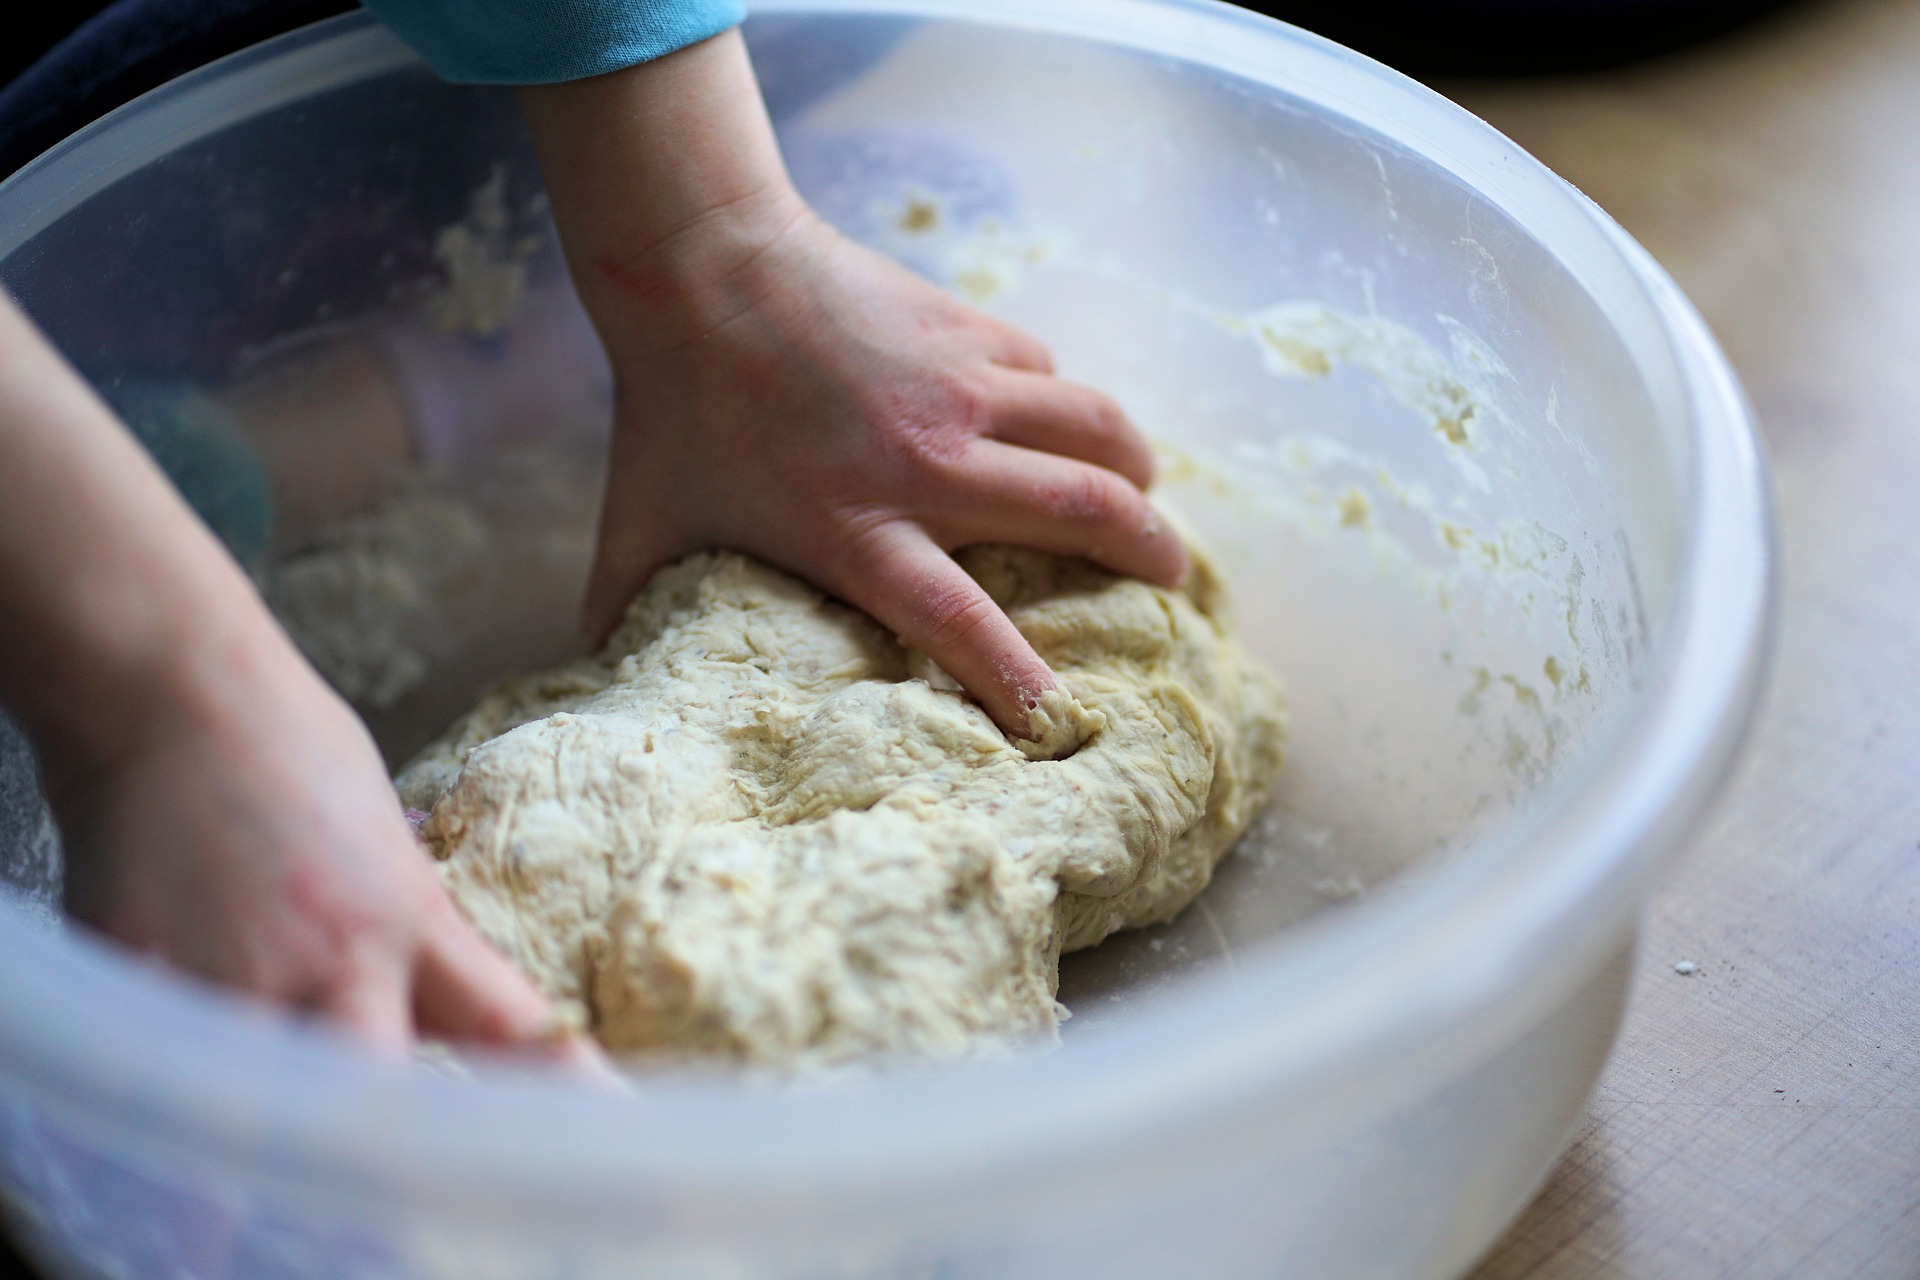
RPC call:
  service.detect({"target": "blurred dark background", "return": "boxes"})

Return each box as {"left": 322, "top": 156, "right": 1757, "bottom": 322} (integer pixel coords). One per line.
{"left": 3, "top": 0, "right": 1815, "bottom": 180}
{"left": 1250, "top": 0, "right": 1810, "bottom": 74}
{"left": 3, "top": 0, "right": 357, "bottom": 180}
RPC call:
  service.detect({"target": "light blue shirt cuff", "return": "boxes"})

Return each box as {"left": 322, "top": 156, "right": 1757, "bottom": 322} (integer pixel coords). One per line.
{"left": 362, "top": 0, "right": 748, "bottom": 85}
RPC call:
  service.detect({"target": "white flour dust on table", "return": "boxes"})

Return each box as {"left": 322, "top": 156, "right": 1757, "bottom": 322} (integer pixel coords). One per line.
{"left": 396, "top": 542, "right": 1287, "bottom": 1067}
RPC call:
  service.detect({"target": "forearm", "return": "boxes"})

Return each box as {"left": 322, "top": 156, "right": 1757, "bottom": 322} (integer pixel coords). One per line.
{"left": 516, "top": 29, "right": 806, "bottom": 357}
{"left": 0, "top": 295, "right": 280, "bottom": 769}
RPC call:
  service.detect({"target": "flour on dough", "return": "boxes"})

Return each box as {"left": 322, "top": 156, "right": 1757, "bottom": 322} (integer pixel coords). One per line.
{"left": 397, "top": 544, "right": 1286, "bottom": 1066}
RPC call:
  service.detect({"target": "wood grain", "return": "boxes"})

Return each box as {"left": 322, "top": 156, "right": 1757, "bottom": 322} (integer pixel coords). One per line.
{"left": 1453, "top": 1, "right": 1920, "bottom": 1274}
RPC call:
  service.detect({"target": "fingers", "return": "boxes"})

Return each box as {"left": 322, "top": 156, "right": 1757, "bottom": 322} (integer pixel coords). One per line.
{"left": 315, "top": 946, "right": 413, "bottom": 1058}
{"left": 980, "top": 318, "right": 1054, "bottom": 375}
{"left": 937, "top": 442, "right": 1188, "bottom": 589}
{"left": 984, "top": 370, "right": 1155, "bottom": 489}
{"left": 412, "top": 894, "right": 565, "bottom": 1046}
{"left": 542, "top": 1031, "right": 626, "bottom": 1084}
{"left": 831, "top": 521, "right": 1056, "bottom": 738}
{"left": 414, "top": 904, "right": 622, "bottom": 1080}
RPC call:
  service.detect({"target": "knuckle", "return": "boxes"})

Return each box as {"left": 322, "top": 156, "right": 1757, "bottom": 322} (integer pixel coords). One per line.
{"left": 1013, "top": 332, "right": 1055, "bottom": 373}
{"left": 918, "top": 582, "right": 1000, "bottom": 650}
{"left": 868, "top": 377, "right": 989, "bottom": 471}
{"left": 828, "top": 509, "right": 908, "bottom": 590}
{"left": 1092, "top": 396, "right": 1133, "bottom": 441}
{"left": 1048, "top": 470, "right": 1128, "bottom": 524}
{"left": 834, "top": 505, "right": 901, "bottom": 559}
{"left": 935, "top": 377, "right": 994, "bottom": 441}
{"left": 283, "top": 945, "right": 354, "bottom": 1012}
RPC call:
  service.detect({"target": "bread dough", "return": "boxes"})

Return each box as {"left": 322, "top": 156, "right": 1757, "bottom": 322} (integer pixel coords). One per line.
{"left": 398, "top": 544, "right": 1286, "bottom": 1065}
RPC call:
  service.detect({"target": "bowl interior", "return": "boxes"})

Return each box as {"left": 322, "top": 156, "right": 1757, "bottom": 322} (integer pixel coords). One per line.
{"left": 0, "top": 10, "right": 1686, "bottom": 1036}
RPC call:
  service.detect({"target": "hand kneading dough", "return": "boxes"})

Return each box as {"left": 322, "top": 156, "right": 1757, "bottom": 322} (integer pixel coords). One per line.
{"left": 397, "top": 544, "right": 1286, "bottom": 1065}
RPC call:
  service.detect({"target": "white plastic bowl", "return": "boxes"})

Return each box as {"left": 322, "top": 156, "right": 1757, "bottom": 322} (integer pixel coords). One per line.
{"left": 0, "top": 5, "right": 1772, "bottom": 1278}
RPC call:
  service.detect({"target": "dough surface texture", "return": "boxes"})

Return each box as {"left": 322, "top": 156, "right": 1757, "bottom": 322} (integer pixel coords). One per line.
{"left": 398, "top": 545, "right": 1286, "bottom": 1065}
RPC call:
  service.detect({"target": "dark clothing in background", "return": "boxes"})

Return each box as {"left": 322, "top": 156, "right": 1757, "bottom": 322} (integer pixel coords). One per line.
{"left": 1, "top": 0, "right": 1818, "bottom": 181}
{"left": 1254, "top": 0, "right": 1811, "bottom": 76}
{"left": 0, "top": 0, "right": 355, "bottom": 180}
{"left": 2, "top": 4, "right": 118, "bottom": 86}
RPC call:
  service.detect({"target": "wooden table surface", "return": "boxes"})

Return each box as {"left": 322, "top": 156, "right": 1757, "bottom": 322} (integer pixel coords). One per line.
{"left": 1448, "top": 2, "right": 1920, "bottom": 1275}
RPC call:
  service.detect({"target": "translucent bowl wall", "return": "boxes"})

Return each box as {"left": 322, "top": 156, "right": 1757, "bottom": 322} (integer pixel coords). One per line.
{"left": 0, "top": 5, "right": 1772, "bottom": 1278}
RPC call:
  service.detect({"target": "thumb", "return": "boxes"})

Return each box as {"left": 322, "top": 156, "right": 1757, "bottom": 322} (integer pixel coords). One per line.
{"left": 581, "top": 430, "right": 680, "bottom": 644}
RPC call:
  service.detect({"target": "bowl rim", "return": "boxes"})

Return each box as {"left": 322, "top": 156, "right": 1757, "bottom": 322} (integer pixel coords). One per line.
{"left": 0, "top": 0, "right": 1774, "bottom": 1224}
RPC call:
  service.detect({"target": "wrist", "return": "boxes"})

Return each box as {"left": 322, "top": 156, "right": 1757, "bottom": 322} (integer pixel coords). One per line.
{"left": 517, "top": 27, "right": 808, "bottom": 360}
{"left": 27, "top": 565, "right": 296, "bottom": 786}
{"left": 574, "top": 184, "right": 814, "bottom": 362}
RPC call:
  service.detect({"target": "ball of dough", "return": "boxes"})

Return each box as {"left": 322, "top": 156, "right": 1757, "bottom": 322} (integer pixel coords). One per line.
{"left": 398, "top": 543, "right": 1286, "bottom": 1066}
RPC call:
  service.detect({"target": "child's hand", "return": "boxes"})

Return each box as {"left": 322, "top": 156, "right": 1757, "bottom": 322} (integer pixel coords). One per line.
{"left": 0, "top": 293, "right": 598, "bottom": 1066}
{"left": 521, "top": 31, "right": 1186, "bottom": 739}
{"left": 585, "top": 210, "right": 1184, "bottom": 735}
{"left": 50, "top": 636, "right": 581, "bottom": 1060}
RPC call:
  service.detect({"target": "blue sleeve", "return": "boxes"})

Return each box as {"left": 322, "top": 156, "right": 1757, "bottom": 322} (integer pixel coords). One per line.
{"left": 361, "top": 0, "right": 747, "bottom": 85}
